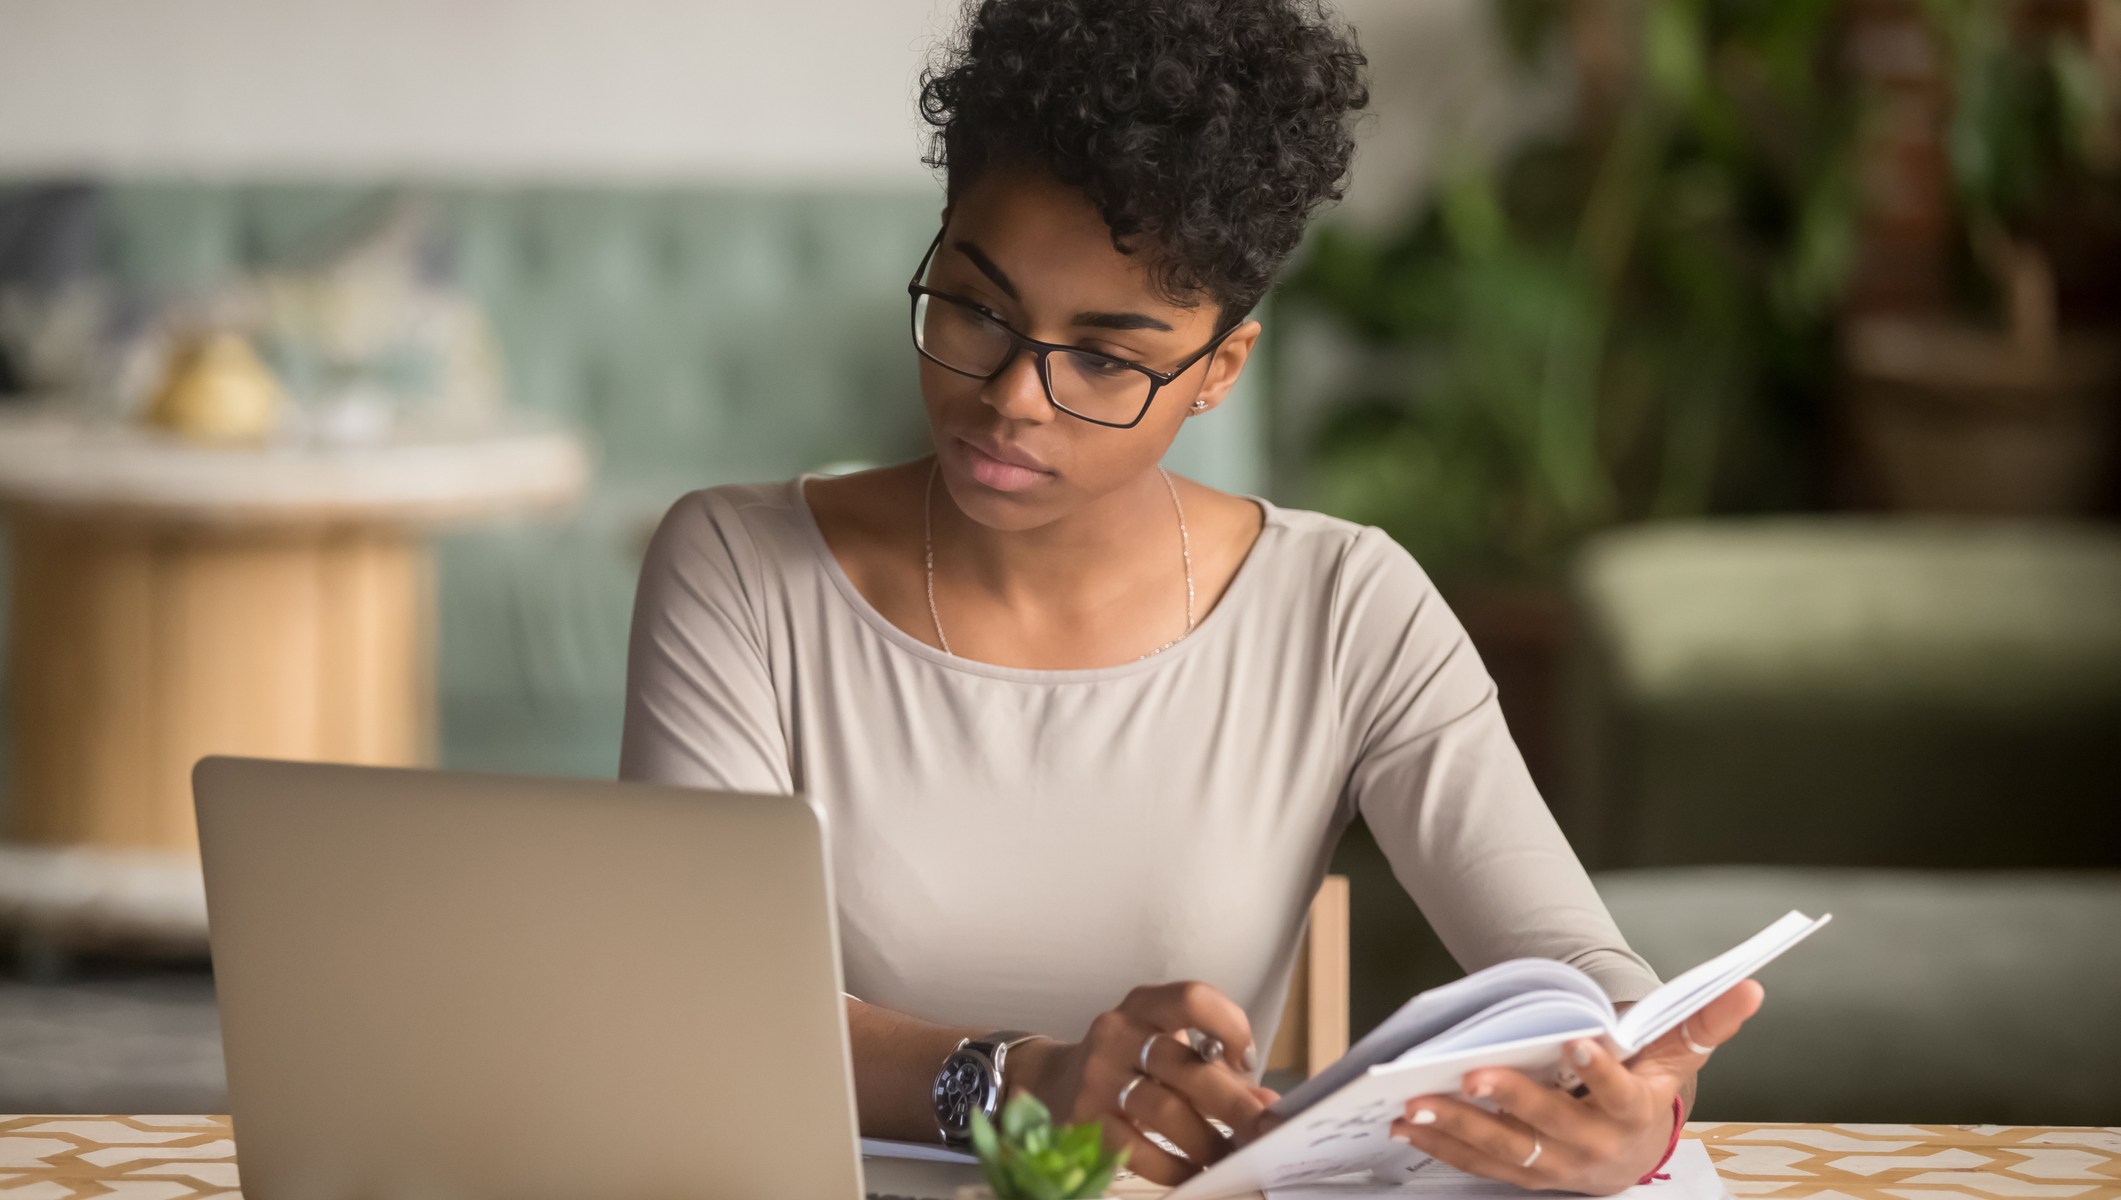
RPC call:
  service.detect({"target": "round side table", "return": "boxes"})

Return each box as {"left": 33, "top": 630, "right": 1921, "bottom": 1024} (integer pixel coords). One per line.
{"left": 0, "top": 409, "right": 590, "bottom": 863}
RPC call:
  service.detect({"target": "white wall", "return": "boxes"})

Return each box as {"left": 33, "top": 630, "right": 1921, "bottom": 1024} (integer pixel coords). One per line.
{"left": 0, "top": 0, "right": 1530, "bottom": 219}
{"left": 0, "top": 0, "right": 957, "bottom": 184}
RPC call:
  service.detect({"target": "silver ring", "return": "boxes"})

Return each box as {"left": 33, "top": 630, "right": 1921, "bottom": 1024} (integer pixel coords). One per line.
{"left": 1118, "top": 1073, "right": 1147, "bottom": 1113}
{"left": 1138, "top": 1031, "right": 1164, "bottom": 1074}
{"left": 1680, "top": 1020, "right": 1714, "bottom": 1057}
{"left": 1519, "top": 1137, "right": 1543, "bottom": 1170}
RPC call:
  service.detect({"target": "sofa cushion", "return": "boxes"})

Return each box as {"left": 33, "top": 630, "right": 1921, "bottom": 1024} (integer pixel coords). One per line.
{"left": 1597, "top": 865, "right": 2121, "bottom": 1125}
{"left": 1568, "top": 519, "right": 2121, "bottom": 868}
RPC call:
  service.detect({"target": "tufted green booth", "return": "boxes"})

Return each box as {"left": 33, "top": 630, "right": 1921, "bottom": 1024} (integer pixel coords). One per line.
{"left": 0, "top": 180, "right": 1268, "bottom": 787}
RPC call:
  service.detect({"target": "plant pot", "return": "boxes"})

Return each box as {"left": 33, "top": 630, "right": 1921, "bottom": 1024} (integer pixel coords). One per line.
{"left": 1840, "top": 315, "right": 2121, "bottom": 515}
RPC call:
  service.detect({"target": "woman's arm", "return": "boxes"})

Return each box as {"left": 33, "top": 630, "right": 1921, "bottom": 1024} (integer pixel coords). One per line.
{"left": 845, "top": 996, "right": 994, "bottom": 1141}
{"left": 848, "top": 987, "right": 1275, "bottom": 1184}
{"left": 620, "top": 496, "right": 1270, "bottom": 1181}
{"left": 1329, "top": 527, "right": 1658, "bottom": 1003}
{"left": 619, "top": 490, "right": 793, "bottom": 792}
{"left": 1327, "top": 527, "right": 1740, "bottom": 1191}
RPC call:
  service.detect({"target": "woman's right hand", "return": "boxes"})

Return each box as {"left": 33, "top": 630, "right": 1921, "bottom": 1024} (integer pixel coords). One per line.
{"left": 1007, "top": 981, "right": 1281, "bottom": 1186}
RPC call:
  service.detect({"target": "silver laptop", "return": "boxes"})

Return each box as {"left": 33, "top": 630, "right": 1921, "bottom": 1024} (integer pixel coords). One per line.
{"left": 193, "top": 756, "right": 983, "bottom": 1200}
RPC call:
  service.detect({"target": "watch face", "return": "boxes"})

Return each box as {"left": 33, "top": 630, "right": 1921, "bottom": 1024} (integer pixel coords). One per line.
{"left": 934, "top": 1048, "right": 998, "bottom": 1135}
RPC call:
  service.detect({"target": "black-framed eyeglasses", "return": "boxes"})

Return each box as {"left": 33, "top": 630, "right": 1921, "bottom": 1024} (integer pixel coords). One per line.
{"left": 906, "top": 228, "right": 1233, "bottom": 430}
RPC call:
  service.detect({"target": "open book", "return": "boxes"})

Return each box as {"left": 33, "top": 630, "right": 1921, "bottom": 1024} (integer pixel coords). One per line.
{"left": 1166, "top": 910, "right": 1831, "bottom": 1200}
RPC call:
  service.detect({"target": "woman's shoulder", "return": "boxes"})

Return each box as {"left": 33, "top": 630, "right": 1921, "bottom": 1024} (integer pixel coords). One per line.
{"left": 645, "top": 467, "right": 927, "bottom": 587}
{"left": 1250, "top": 500, "right": 1439, "bottom": 604}
{"left": 659, "top": 476, "right": 807, "bottom": 524}
{"left": 642, "top": 476, "right": 820, "bottom": 584}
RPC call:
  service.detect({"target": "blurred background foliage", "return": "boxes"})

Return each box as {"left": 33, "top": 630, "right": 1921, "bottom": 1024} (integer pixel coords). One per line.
{"left": 1932, "top": 0, "right": 2121, "bottom": 337}
{"left": 1288, "top": 8, "right": 2121, "bottom": 1105}
{"left": 1281, "top": 0, "right": 2119, "bottom": 588}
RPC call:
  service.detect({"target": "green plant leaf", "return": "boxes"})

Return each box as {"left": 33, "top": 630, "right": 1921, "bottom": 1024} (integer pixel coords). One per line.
{"left": 970, "top": 1092, "right": 1127, "bottom": 1199}
{"left": 970, "top": 1109, "right": 1000, "bottom": 1163}
{"left": 1000, "top": 1092, "right": 1047, "bottom": 1142}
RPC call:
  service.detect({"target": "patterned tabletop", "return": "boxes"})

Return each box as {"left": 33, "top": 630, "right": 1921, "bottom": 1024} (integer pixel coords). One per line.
{"left": 1, "top": 1117, "right": 2116, "bottom": 1199}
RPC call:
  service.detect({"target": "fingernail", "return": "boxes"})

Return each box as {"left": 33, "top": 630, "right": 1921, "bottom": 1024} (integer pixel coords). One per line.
{"left": 1411, "top": 1108, "right": 1436, "bottom": 1126}
{"left": 1572, "top": 1041, "right": 1595, "bottom": 1068}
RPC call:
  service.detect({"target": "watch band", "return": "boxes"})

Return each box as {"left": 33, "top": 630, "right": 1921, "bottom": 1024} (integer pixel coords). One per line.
{"left": 985, "top": 1029, "right": 1040, "bottom": 1095}
{"left": 935, "top": 1029, "right": 1040, "bottom": 1146}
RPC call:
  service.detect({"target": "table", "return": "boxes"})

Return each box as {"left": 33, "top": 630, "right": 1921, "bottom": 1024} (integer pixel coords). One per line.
{"left": 0, "top": 409, "right": 587, "bottom": 854}
{"left": 0, "top": 1119, "right": 2114, "bottom": 1199}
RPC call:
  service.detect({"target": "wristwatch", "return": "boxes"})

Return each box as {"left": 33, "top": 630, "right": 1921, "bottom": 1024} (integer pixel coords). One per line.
{"left": 934, "top": 1030, "right": 1040, "bottom": 1146}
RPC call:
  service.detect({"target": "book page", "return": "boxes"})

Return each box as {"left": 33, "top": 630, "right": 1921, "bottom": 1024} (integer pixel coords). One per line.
{"left": 1395, "top": 992, "right": 1617, "bottom": 1065}
{"left": 859, "top": 1137, "right": 977, "bottom": 1164}
{"left": 1177, "top": 912, "right": 1826, "bottom": 1200}
{"left": 1167, "top": 1029, "right": 1607, "bottom": 1200}
{"left": 1615, "top": 912, "right": 1831, "bottom": 1053}
{"left": 1264, "top": 1138, "right": 1732, "bottom": 1200}
{"left": 1273, "top": 957, "right": 1607, "bottom": 1117}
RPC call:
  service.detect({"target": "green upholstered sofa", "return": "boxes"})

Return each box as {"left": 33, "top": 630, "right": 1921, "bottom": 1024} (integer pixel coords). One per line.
{"left": 1565, "top": 519, "right": 2121, "bottom": 871}
{"left": 1567, "top": 520, "right": 2121, "bottom": 1124}
{"left": 0, "top": 180, "right": 1269, "bottom": 798}
{"left": 1598, "top": 866, "right": 2121, "bottom": 1125}
{"left": 1325, "top": 517, "right": 2121, "bottom": 1124}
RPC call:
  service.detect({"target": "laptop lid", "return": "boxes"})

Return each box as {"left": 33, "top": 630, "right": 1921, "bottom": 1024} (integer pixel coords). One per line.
{"left": 194, "top": 756, "right": 865, "bottom": 1200}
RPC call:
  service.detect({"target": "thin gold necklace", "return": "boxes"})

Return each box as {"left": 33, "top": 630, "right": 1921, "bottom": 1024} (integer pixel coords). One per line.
{"left": 923, "top": 460, "right": 1195, "bottom": 661}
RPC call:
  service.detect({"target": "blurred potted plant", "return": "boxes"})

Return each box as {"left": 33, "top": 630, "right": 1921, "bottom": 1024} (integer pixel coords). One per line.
{"left": 1841, "top": 0, "right": 2121, "bottom": 514}
{"left": 1286, "top": 0, "right": 1859, "bottom": 586}
{"left": 1279, "top": 0, "right": 1862, "bottom": 791}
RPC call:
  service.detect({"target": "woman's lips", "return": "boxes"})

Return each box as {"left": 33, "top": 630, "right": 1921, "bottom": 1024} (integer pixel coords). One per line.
{"left": 954, "top": 436, "right": 1052, "bottom": 493}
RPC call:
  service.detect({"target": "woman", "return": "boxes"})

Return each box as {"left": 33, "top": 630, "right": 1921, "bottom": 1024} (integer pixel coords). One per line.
{"left": 620, "top": 0, "right": 1762, "bottom": 1191}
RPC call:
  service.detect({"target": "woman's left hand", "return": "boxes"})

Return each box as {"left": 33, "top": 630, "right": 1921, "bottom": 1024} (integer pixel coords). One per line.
{"left": 1387, "top": 980, "right": 1765, "bottom": 1196}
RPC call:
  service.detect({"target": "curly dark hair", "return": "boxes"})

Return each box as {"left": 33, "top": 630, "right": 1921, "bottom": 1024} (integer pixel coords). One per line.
{"left": 918, "top": 0, "right": 1369, "bottom": 324}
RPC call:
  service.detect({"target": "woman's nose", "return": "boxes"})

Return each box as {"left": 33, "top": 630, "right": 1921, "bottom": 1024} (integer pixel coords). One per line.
{"left": 981, "top": 348, "right": 1054, "bottom": 422}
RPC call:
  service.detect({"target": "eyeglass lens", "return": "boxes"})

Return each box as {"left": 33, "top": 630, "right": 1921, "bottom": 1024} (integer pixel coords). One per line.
{"left": 913, "top": 292, "right": 1152, "bottom": 424}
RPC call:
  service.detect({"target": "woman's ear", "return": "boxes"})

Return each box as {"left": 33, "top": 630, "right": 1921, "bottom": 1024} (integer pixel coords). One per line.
{"left": 1185, "top": 320, "right": 1262, "bottom": 416}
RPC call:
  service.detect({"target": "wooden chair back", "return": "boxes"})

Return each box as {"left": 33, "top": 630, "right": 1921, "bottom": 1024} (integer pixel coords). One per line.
{"left": 1265, "top": 874, "right": 1349, "bottom": 1078}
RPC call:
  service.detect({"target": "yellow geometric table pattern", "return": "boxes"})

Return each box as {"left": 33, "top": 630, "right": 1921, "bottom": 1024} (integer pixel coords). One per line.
{"left": 1, "top": 1116, "right": 2116, "bottom": 1198}
{"left": 0, "top": 1116, "right": 237, "bottom": 1198}
{"left": 1690, "top": 1125, "right": 2121, "bottom": 1200}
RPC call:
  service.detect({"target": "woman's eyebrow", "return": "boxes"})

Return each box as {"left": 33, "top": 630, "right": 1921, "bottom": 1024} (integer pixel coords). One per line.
{"left": 951, "top": 238, "right": 1174, "bottom": 333}
{"left": 1073, "top": 310, "right": 1174, "bottom": 332}
{"left": 951, "top": 240, "right": 1019, "bottom": 300}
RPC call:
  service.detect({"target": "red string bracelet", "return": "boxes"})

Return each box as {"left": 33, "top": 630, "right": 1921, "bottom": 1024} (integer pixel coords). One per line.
{"left": 1635, "top": 1096, "right": 1685, "bottom": 1185}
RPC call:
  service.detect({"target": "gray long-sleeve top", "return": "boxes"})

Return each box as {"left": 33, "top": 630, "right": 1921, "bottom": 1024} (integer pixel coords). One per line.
{"left": 619, "top": 477, "right": 1660, "bottom": 1056}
